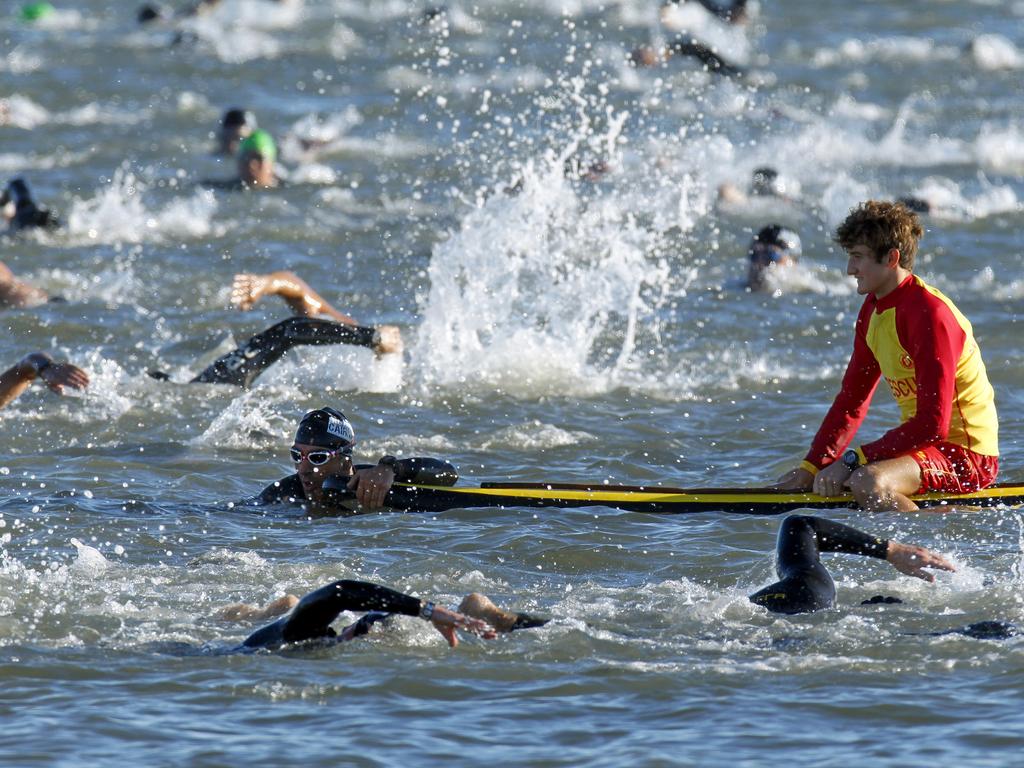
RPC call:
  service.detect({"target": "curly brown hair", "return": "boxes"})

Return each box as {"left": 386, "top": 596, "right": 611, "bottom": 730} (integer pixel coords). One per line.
{"left": 834, "top": 200, "right": 924, "bottom": 269}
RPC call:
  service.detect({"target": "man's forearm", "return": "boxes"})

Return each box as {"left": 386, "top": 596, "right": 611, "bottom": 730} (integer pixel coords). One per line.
{"left": 0, "top": 354, "right": 49, "bottom": 409}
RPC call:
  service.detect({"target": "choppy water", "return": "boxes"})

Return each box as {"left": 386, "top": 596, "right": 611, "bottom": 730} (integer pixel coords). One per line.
{"left": 3, "top": 0, "right": 1024, "bottom": 764}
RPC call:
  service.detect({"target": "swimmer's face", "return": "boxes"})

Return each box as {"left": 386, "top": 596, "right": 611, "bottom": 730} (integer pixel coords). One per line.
{"left": 747, "top": 243, "right": 794, "bottom": 290}
{"left": 292, "top": 442, "right": 353, "bottom": 502}
{"left": 219, "top": 124, "right": 251, "bottom": 156}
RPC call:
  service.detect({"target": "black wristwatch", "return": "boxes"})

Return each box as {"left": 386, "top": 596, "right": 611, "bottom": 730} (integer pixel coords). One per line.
{"left": 842, "top": 449, "right": 861, "bottom": 470}
{"left": 377, "top": 455, "right": 400, "bottom": 477}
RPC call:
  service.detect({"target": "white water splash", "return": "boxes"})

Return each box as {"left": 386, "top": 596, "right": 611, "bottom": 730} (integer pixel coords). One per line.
{"left": 66, "top": 169, "right": 220, "bottom": 245}
{"left": 969, "top": 34, "right": 1024, "bottom": 70}
{"left": 70, "top": 539, "right": 110, "bottom": 577}
{"left": 975, "top": 124, "right": 1024, "bottom": 174}
{"left": 411, "top": 160, "right": 671, "bottom": 397}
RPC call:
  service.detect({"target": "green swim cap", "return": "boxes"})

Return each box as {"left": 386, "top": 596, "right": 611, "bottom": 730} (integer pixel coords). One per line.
{"left": 20, "top": 2, "right": 55, "bottom": 21}
{"left": 238, "top": 129, "right": 277, "bottom": 162}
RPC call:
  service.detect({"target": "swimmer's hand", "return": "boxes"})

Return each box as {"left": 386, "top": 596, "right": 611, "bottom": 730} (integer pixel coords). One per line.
{"left": 231, "top": 273, "right": 273, "bottom": 311}
{"left": 372, "top": 325, "right": 403, "bottom": 356}
{"left": 27, "top": 353, "right": 90, "bottom": 395}
{"left": 347, "top": 464, "right": 396, "bottom": 510}
{"left": 886, "top": 541, "right": 956, "bottom": 583}
{"left": 630, "top": 45, "right": 665, "bottom": 68}
{"left": 428, "top": 605, "right": 497, "bottom": 648}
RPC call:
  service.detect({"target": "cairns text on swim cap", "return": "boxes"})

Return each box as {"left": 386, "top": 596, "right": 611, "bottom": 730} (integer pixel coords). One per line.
{"left": 294, "top": 408, "right": 356, "bottom": 451}
{"left": 238, "top": 129, "right": 277, "bottom": 162}
{"left": 20, "top": 2, "right": 55, "bottom": 22}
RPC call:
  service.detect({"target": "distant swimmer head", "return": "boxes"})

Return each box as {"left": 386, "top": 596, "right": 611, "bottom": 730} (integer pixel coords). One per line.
{"left": 747, "top": 224, "right": 801, "bottom": 290}
{"left": 750, "top": 167, "right": 800, "bottom": 200}
{"left": 1, "top": 177, "right": 34, "bottom": 208}
{"left": 237, "top": 129, "right": 278, "bottom": 188}
{"left": 218, "top": 108, "right": 257, "bottom": 155}
{"left": 294, "top": 407, "right": 356, "bottom": 452}
{"left": 896, "top": 195, "right": 932, "bottom": 215}
{"left": 20, "top": 2, "right": 55, "bottom": 22}
{"left": 2, "top": 177, "right": 58, "bottom": 230}
{"left": 137, "top": 4, "right": 170, "bottom": 24}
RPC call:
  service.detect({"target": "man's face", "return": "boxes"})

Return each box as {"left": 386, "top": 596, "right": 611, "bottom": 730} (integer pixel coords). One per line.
{"left": 291, "top": 442, "right": 352, "bottom": 502}
{"left": 219, "top": 125, "right": 250, "bottom": 156}
{"left": 846, "top": 244, "right": 891, "bottom": 296}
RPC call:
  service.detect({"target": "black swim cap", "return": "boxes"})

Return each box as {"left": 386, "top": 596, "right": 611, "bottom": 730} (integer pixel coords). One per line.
{"left": 222, "top": 108, "right": 257, "bottom": 130}
{"left": 294, "top": 408, "right": 356, "bottom": 451}
{"left": 750, "top": 167, "right": 779, "bottom": 196}
{"left": 137, "top": 4, "right": 168, "bottom": 23}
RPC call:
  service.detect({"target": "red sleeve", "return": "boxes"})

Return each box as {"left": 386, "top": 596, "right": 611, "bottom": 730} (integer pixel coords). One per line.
{"left": 804, "top": 302, "right": 881, "bottom": 470}
{"left": 861, "top": 292, "right": 965, "bottom": 462}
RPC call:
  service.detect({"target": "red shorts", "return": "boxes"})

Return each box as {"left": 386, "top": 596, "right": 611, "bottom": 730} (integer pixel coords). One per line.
{"left": 909, "top": 442, "right": 999, "bottom": 494}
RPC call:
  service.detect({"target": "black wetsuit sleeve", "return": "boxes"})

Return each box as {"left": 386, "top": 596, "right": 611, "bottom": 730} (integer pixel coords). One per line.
{"left": 191, "top": 317, "right": 380, "bottom": 388}
{"left": 667, "top": 37, "right": 743, "bottom": 76}
{"left": 393, "top": 457, "right": 459, "bottom": 486}
{"left": 253, "top": 474, "right": 306, "bottom": 505}
{"left": 796, "top": 517, "right": 889, "bottom": 560}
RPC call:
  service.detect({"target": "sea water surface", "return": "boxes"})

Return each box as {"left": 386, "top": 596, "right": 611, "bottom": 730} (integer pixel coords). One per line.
{"left": 2, "top": 0, "right": 1024, "bottom": 765}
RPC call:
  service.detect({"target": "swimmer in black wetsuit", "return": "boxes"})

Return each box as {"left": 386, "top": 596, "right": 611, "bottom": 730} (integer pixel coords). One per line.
{"left": 748, "top": 515, "right": 955, "bottom": 614}
{"left": 254, "top": 407, "right": 458, "bottom": 511}
{"left": 630, "top": 37, "right": 744, "bottom": 76}
{"left": 2, "top": 178, "right": 59, "bottom": 233}
{"left": 744, "top": 224, "right": 801, "bottom": 292}
{"left": 150, "top": 270, "right": 401, "bottom": 388}
{"left": 227, "top": 580, "right": 547, "bottom": 650}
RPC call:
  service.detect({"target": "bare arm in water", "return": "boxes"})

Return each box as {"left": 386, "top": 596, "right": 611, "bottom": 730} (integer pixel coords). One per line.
{"left": 0, "top": 352, "right": 90, "bottom": 409}
{"left": 0, "top": 261, "right": 48, "bottom": 308}
{"left": 231, "top": 271, "right": 402, "bottom": 355}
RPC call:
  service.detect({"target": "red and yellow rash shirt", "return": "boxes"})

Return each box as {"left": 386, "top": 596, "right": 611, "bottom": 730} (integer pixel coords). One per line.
{"left": 801, "top": 275, "right": 998, "bottom": 473}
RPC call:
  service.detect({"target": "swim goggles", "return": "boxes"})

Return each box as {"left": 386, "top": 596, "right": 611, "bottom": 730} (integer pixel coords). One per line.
{"left": 748, "top": 242, "right": 788, "bottom": 265}
{"left": 289, "top": 446, "right": 351, "bottom": 466}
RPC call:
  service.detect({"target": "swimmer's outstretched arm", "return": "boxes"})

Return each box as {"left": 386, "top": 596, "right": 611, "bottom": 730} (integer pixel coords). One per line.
{"left": 242, "top": 579, "right": 496, "bottom": 649}
{"left": 792, "top": 516, "right": 956, "bottom": 582}
{"left": 0, "top": 352, "right": 90, "bottom": 409}
{"left": 231, "top": 271, "right": 402, "bottom": 357}
{"left": 232, "top": 271, "right": 358, "bottom": 324}
{"left": 0, "top": 260, "right": 48, "bottom": 308}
